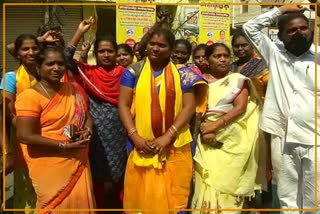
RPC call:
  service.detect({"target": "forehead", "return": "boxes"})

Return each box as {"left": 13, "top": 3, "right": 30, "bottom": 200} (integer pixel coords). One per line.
{"left": 97, "top": 41, "right": 115, "bottom": 50}
{"left": 285, "top": 17, "right": 309, "bottom": 30}
{"left": 150, "top": 34, "right": 169, "bottom": 44}
{"left": 174, "top": 43, "right": 188, "bottom": 50}
{"left": 212, "top": 46, "right": 229, "bottom": 55}
{"left": 233, "top": 36, "right": 249, "bottom": 45}
{"left": 43, "top": 51, "right": 64, "bottom": 61}
{"left": 118, "top": 48, "right": 129, "bottom": 53}
{"left": 194, "top": 49, "right": 205, "bottom": 56}
{"left": 20, "top": 39, "right": 37, "bottom": 47}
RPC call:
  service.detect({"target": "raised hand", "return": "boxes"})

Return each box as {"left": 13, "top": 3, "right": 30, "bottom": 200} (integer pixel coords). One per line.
{"left": 77, "top": 16, "right": 94, "bottom": 33}
{"left": 38, "top": 30, "right": 61, "bottom": 44}
{"left": 279, "top": 5, "right": 305, "bottom": 14}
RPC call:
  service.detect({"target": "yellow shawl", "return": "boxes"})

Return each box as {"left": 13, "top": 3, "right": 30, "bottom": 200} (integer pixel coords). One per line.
{"left": 133, "top": 58, "right": 193, "bottom": 169}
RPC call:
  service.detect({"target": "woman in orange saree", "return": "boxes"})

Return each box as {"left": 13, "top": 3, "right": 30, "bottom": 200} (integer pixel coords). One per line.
{"left": 15, "top": 47, "right": 96, "bottom": 213}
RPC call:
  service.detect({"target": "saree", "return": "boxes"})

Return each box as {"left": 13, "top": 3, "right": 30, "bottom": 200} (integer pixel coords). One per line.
{"left": 124, "top": 59, "right": 207, "bottom": 214}
{"left": 15, "top": 83, "right": 95, "bottom": 213}
{"left": 192, "top": 73, "right": 261, "bottom": 213}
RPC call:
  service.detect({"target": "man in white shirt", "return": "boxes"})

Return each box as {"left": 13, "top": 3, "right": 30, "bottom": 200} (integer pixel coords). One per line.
{"left": 243, "top": 5, "right": 320, "bottom": 213}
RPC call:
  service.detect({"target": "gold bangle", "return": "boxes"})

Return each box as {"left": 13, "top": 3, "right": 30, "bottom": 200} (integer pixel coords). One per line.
{"left": 128, "top": 128, "right": 137, "bottom": 137}
{"left": 168, "top": 128, "right": 176, "bottom": 139}
{"left": 171, "top": 125, "right": 179, "bottom": 135}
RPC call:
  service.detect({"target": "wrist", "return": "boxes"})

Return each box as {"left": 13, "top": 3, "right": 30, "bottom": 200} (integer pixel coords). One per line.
{"left": 58, "top": 142, "right": 68, "bottom": 151}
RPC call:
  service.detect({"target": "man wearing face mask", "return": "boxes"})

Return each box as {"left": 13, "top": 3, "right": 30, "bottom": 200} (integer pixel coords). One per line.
{"left": 243, "top": 5, "right": 320, "bottom": 212}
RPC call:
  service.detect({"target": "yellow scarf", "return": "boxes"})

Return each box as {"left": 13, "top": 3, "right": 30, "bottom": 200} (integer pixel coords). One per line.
{"left": 133, "top": 58, "right": 192, "bottom": 169}
{"left": 16, "top": 65, "right": 37, "bottom": 95}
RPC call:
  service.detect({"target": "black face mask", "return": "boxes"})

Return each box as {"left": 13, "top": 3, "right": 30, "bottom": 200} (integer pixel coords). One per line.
{"left": 284, "top": 32, "right": 313, "bottom": 56}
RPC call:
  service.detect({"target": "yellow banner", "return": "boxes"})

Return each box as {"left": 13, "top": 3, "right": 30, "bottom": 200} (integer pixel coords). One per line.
{"left": 199, "top": 0, "right": 231, "bottom": 46}
{"left": 116, "top": 0, "right": 156, "bottom": 48}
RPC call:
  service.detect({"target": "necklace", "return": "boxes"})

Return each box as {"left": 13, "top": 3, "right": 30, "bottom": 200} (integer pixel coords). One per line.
{"left": 39, "top": 82, "right": 52, "bottom": 99}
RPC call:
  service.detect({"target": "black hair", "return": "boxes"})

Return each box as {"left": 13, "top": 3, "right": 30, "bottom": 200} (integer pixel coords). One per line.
{"left": 14, "top": 34, "right": 39, "bottom": 57}
{"left": 205, "top": 43, "right": 231, "bottom": 58}
{"left": 148, "top": 27, "right": 175, "bottom": 50}
{"left": 192, "top": 43, "right": 208, "bottom": 57}
{"left": 35, "top": 47, "right": 65, "bottom": 68}
{"left": 118, "top": 43, "right": 134, "bottom": 56}
{"left": 93, "top": 35, "right": 118, "bottom": 55}
{"left": 231, "top": 29, "right": 249, "bottom": 46}
{"left": 278, "top": 13, "right": 309, "bottom": 35}
{"left": 174, "top": 39, "right": 192, "bottom": 55}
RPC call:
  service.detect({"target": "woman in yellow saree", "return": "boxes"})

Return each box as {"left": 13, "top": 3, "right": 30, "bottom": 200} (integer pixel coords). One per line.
{"left": 118, "top": 28, "right": 207, "bottom": 214}
{"left": 15, "top": 47, "right": 96, "bottom": 213}
{"left": 191, "top": 43, "right": 261, "bottom": 213}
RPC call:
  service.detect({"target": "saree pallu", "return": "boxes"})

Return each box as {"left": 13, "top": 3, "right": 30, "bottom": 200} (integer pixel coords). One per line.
{"left": 192, "top": 73, "right": 261, "bottom": 213}
{"left": 124, "top": 59, "right": 207, "bottom": 214}
{"left": 15, "top": 83, "right": 95, "bottom": 214}
{"left": 14, "top": 65, "right": 38, "bottom": 212}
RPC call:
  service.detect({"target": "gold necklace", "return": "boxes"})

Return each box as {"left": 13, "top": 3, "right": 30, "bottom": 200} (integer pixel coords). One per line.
{"left": 39, "top": 82, "right": 52, "bottom": 99}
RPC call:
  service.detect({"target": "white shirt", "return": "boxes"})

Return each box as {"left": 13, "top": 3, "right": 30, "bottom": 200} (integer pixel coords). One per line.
{"left": 243, "top": 8, "right": 320, "bottom": 145}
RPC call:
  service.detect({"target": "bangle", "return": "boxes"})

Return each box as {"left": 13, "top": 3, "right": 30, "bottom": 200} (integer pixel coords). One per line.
{"left": 58, "top": 142, "right": 67, "bottom": 151}
{"left": 171, "top": 125, "right": 179, "bottom": 136}
{"left": 168, "top": 127, "right": 177, "bottom": 139}
{"left": 128, "top": 128, "right": 137, "bottom": 137}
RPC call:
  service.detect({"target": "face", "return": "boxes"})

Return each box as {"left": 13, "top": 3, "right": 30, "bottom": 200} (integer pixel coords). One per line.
{"left": 171, "top": 43, "right": 190, "bottom": 64}
{"left": 95, "top": 41, "right": 117, "bottom": 69}
{"left": 232, "top": 36, "right": 253, "bottom": 60}
{"left": 193, "top": 49, "right": 208, "bottom": 72}
{"left": 147, "top": 34, "right": 171, "bottom": 63}
{"left": 281, "top": 18, "right": 311, "bottom": 42}
{"left": 117, "top": 48, "right": 133, "bottom": 68}
{"left": 208, "top": 46, "right": 230, "bottom": 75}
{"left": 134, "top": 44, "right": 143, "bottom": 61}
{"left": 17, "top": 39, "right": 39, "bottom": 65}
{"left": 280, "top": 18, "right": 313, "bottom": 56}
{"left": 220, "top": 31, "right": 225, "bottom": 39}
{"left": 39, "top": 51, "right": 66, "bottom": 84}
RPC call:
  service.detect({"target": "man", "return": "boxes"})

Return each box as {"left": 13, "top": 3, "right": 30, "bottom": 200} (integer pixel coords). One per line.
{"left": 243, "top": 5, "right": 320, "bottom": 212}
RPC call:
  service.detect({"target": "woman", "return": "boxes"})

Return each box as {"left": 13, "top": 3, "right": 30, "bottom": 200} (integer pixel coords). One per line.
{"left": 117, "top": 44, "right": 134, "bottom": 68}
{"left": 231, "top": 30, "right": 269, "bottom": 103}
{"left": 231, "top": 30, "right": 271, "bottom": 210}
{"left": 171, "top": 39, "right": 192, "bottom": 65}
{"left": 1, "top": 34, "right": 40, "bottom": 211}
{"left": 191, "top": 43, "right": 261, "bottom": 213}
{"left": 133, "top": 42, "right": 144, "bottom": 62}
{"left": 15, "top": 47, "right": 95, "bottom": 212}
{"left": 66, "top": 18, "right": 127, "bottom": 209}
{"left": 118, "top": 28, "right": 207, "bottom": 214}
{"left": 192, "top": 44, "right": 209, "bottom": 74}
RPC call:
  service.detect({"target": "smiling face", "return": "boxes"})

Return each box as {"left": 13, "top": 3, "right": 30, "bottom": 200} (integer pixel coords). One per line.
{"left": 171, "top": 43, "right": 190, "bottom": 65}
{"left": 39, "top": 51, "right": 66, "bottom": 84}
{"left": 95, "top": 40, "right": 117, "bottom": 69}
{"left": 17, "top": 39, "right": 39, "bottom": 65}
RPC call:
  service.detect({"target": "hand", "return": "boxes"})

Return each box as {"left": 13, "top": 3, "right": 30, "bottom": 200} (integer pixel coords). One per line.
{"left": 200, "top": 121, "right": 217, "bottom": 135}
{"left": 148, "top": 133, "right": 172, "bottom": 154}
{"left": 77, "top": 17, "right": 94, "bottom": 33}
{"left": 201, "top": 133, "right": 217, "bottom": 146}
{"left": 37, "top": 30, "right": 62, "bottom": 44}
{"left": 66, "top": 138, "right": 90, "bottom": 149}
{"left": 279, "top": 5, "right": 305, "bottom": 14}
{"left": 81, "top": 38, "right": 93, "bottom": 54}
{"left": 131, "top": 133, "right": 153, "bottom": 155}
{"left": 75, "top": 127, "right": 92, "bottom": 141}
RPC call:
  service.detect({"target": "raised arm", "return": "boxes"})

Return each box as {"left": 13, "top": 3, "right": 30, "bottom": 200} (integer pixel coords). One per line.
{"left": 243, "top": 6, "right": 305, "bottom": 63}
